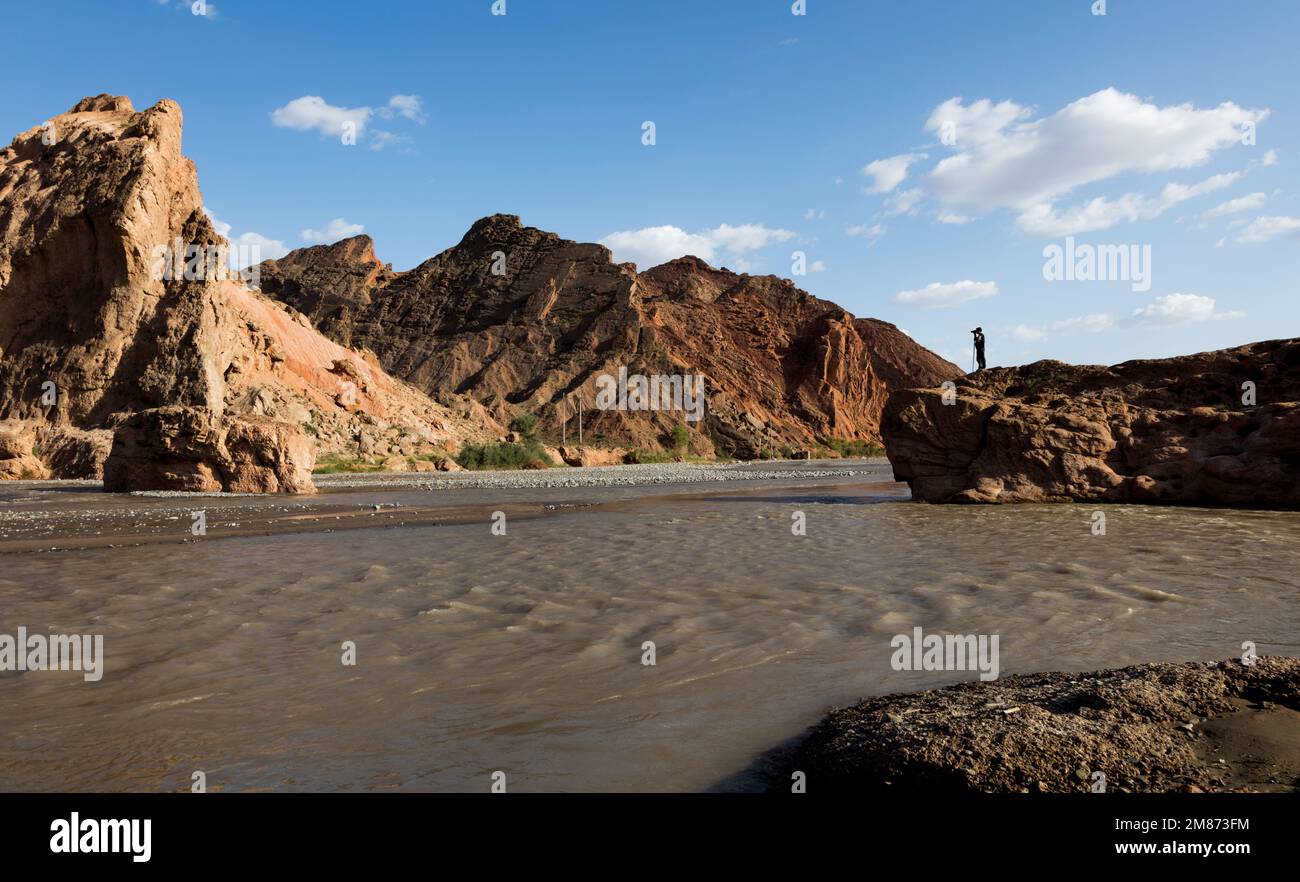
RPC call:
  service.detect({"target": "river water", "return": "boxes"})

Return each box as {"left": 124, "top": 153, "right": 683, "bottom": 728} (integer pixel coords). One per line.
{"left": 1, "top": 460, "right": 1297, "bottom": 791}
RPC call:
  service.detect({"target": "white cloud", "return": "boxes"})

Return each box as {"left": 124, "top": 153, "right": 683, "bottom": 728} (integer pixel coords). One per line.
{"left": 599, "top": 223, "right": 795, "bottom": 268}
{"left": 926, "top": 97, "right": 1031, "bottom": 149}
{"left": 229, "top": 231, "right": 288, "bottom": 264}
{"left": 1236, "top": 215, "right": 1300, "bottom": 244}
{"left": 937, "top": 211, "right": 973, "bottom": 224}
{"left": 810, "top": 260, "right": 827, "bottom": 272}
{"left": 270, "top": 93, "right": 424, "bottom": 147}
{"left": 379, "top": 94, "right": 427, "bottom": 125}
{"left": 1017, "top": 171, "right": 1241, "bottom": 236}
{"left": 205, "top": 210, "right": 231, "bottom": 238}
{"left": 803, "top": 208, "right": 825, "bottom": 220}
{"left": 204, "top": 209, "right": 288, "bottom": 265}
{"left": 1131, "top": 293, "right": 1242, "bottom": 325}
{"left": 1200, "top": 192, "right": 1269, "bottom": 221}
{"left": 369, "top": 130, "right": 412, "bottom": 152}
{"left": 1052, "top": 313, "right": 1116, "bottom": 334}
{"left": 1010, "top": 324, "right": 1047, "bottom": 342}
{"left": 861, "top": 152, "right": 927, "bottom": 194}
{"left": 923, "top": 88, "right": 1268, "bottom": 233}
{"left": 884, "top": 187, "right": 924, "bottom": 217}
{"left": 845, "top": 222, "right": 886, "bottom": 242}
{"left": 707, "top": 223, "right": 797, "bottom": 253}
{"left": 300, "top": 217, "right": 366, "bottom": 244}
{"left": 893, "top": 280, "right": 998, "bottom": 308}
{"left": 1011, "top": 296, "right": 1239, "bottom": 341}
{"left": 271, "top": 96, "right": 372, "bottom": 139}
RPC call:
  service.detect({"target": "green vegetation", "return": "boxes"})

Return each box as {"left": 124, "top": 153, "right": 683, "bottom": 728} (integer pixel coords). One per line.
{"left": 312, "top": 453, "right": 389, "bottom": 474}
{"left": 509, "top": 412, "right": 539, "bottom": 439}
{"left": 456, "top": 441, "right": 554, "bottom": 471}
{"left": 449, "top": 410, "right": 556, "bottom": 471}
{"left": 627, "top": 448, "right": 675, "bottom": 464}
{"left": 669, "top": 423, "right": 690, "bottom": 450}
{"left": 824, "top": 438, "right": 886, "bottom": 458}
{"left": 627, "top": 447, "right": 717, "bottom": 465}
{"left": 452, "top": 416, "right": 553, "bottom": 476}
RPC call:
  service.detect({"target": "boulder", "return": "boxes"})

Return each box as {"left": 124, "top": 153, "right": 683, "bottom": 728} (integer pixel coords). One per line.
{"left": 0, "top": 421, "right": 49, "bottom": 479}
{"left": 557, "top": 445, "right": 628, "bottom": 467}
{"left": 103, "top": 406, "right": 315, "bottom": 493}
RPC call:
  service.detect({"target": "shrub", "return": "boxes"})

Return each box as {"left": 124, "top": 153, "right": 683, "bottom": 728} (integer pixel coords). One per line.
{"left": 456, "top": 440, "right": 555, "bottom": 470}
{"left": 627, "top": 448, "right": 675, "bottom": 464}
{"left": 312, "top": 454, "right": 388, "bottom": 474}
{"left": 509, "top": 412, "right": 539, "bottom": 440}
{"left": 826, "top": 438, "right": 886, "bottom": 458}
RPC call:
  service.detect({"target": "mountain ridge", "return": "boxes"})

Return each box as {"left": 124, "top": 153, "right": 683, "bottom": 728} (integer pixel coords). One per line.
{"left": 258, "top": 214, "right": 962, "bottom": 458}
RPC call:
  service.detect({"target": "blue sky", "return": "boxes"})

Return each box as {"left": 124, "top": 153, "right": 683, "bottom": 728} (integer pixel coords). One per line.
{"left": 2, "top": 0, "right": 1297, "bottom": 368}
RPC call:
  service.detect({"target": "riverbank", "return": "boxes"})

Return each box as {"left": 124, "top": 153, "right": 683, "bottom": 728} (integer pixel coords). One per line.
{"left": 763, "top": 657, "right": 1300, "bottom": 793}
{"left": 0, "top": 458, "right": 887, "bottom": 553}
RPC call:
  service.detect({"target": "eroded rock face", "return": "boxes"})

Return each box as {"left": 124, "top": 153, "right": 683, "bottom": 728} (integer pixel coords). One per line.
{"left": 882, "top": 339, "right": 1300, "bottom": 506}
{"left": 0, "top": 421, "right": 49, "bottom": 480}
{"left": 0, "top": 95, "right": 497, "bottom": 490}
{"left": 258, "top": 216, "right": 961, "bottom": 458}
{"left": 103, "top": 407, "right": 314, "bottom": 494}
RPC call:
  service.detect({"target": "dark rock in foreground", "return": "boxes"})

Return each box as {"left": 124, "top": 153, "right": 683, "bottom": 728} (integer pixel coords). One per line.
{"left": 882, "top": 339, "right": 1300, "bottom": 506}
{"left": 777, "top": 657, "right": 1300, "bottom": 793}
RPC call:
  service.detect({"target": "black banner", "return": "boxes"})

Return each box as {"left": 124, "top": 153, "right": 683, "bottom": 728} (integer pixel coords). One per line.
{"left": 0, "top": 792, "right": 1284, "bottom": 868}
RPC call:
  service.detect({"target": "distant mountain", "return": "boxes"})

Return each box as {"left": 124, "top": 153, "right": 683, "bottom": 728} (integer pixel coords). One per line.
{"left": 259, "top": 215, "right": 961, "bottom": 457}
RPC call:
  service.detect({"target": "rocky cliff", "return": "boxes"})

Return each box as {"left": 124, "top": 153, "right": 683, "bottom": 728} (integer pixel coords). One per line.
{"left": 882, "top": 338, "right": 1300, "bottom": 506}
{"left": 259, "top": 216, "right": 961, "bottom": 458}
{"left": 0, "top": 95, "right": 495, "bottom": 491}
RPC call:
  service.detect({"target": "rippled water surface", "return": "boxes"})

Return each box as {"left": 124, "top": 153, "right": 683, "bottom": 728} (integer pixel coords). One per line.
{"left": 1, "top": 461, "right": 1297, "bottom": 791}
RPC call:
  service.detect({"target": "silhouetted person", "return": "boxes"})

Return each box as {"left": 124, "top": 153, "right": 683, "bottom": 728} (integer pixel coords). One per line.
{"left": 972, "top": 327, "right": 986, "bottom": 372}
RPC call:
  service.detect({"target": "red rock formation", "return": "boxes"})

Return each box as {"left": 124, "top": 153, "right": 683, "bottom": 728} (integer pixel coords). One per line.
{"left": 258, "top": 216, "right": 960, "bottom": 458}
{"left": 882, "top": 339, "right": 1300, "bottom": 506}
{"left": 0, "top": 95, "right": 496, "bottom": 490}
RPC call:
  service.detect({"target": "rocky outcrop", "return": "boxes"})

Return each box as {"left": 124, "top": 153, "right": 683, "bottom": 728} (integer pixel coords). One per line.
{"left": 775, "top": 657, "right": 1300, "bottom": 793}
{"left": 258, "top": 217, "right": 960, "bottom": 459}
{"left": 0, "top": 421, "right": 49, "bottom": 480}
{"left": 0, "top": 95, "right": 497, "bottom": 490}
{"left": 882, "top": 339, "right": 1300, "bottom": 506}
{"left": 103, "top": 406, "right": 315, "bottom": 494}
{"left": 556, "top": 445, "right": 629, "bottom": 467}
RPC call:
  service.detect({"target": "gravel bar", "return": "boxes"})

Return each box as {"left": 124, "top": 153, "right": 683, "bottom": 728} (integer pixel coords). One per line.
{"left": 314, "top": 458, "right": 888, "bottom": 491}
